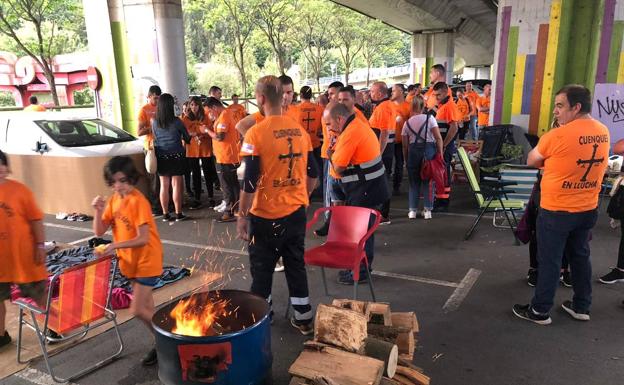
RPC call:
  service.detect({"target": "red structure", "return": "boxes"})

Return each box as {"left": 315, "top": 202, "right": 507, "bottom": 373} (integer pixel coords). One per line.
{"left": 0, "top": 51, "right": 92, "bottom": 107}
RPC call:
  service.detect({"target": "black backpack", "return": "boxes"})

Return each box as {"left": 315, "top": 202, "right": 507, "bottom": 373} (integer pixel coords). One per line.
{"left": 607, "top": 187, "right": 624, "bottom": 219}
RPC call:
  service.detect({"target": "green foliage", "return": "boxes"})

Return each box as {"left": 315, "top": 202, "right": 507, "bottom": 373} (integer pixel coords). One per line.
{"left": 73, "top": 86, "right": 94, "bottom": 105}
{"left": 196, "top": 62, "right": 244, "bottom": 97}
{"left": 0, "top": 91, "right": 15, "bottom": 107}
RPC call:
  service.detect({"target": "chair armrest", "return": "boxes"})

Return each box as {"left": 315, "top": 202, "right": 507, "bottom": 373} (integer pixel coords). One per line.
{"left": 14, "top": 299, "right": 46, "bottom": 315}
{"left": 357, "top": 209, "right": 382, "bottom": 251}
{"left": 482, "top": 179, "right": 517, "bottom": 188}
{"left": 306, "top": 207, "right": 330, "bottom": 230}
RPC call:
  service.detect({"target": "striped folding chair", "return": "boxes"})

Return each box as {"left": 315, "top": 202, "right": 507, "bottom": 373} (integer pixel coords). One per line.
{"left": 15, "top": 255, "right": 123, "bottom": 383}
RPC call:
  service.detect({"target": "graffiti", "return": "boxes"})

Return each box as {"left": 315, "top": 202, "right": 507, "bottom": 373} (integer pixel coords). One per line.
{"left": 596, "top": 96, "right": 624, "bottom": 124}
{"left": 592, "top": 84, "right": 624, "bottom": 143}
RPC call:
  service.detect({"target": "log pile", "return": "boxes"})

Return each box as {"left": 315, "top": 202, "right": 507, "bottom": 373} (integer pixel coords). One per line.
{"left": 288, "top": 299, "right": 430, "bottom": 385}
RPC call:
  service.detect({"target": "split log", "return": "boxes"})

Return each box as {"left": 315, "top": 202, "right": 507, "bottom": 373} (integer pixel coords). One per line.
{"left": 289, "top": 345, "right": 384, "bottom": 385}
{"left": 314, "top": 304, "right": 368, "bottom": 352}
{"left": 367, "top": 324, "right": 412, "bottom": 343}
{"left": 380, "top": 378, "right": 401, "bottom": 385}
{"left": 396, "top": 329, "right": 415, "bottom": 356}
{"left": 399, "top": 352, "right": 414, "bottom": 362}
{"left": 391, "top": 312, "right": 419, "bottom": 334}
{"left": 395, "top": 366, "right": 430, "bottom": 385}
{"left": 289, "top": 376, "right": 339, "bottom": 385}
{"left": 289, "top": 377, "right": 310, "bottom": 385}
{"left": 397, "top": 357, "right": 424, "bottom": 373}
{"left": 368, "top": 302, "right": 392, "bottom": 325}
{"left": 392, "top": 374, "right": 415, "bottom": 385}
{"left": 364, "top": 337, "right": 398, "bottom": 378}
{"left": 332, "top": 298, "right": 368, "bottom": 315}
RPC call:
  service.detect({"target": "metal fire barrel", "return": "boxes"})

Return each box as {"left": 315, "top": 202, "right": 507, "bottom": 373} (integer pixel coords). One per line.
{"left": 152, "top": 290, "right": 272, "bottom": 385}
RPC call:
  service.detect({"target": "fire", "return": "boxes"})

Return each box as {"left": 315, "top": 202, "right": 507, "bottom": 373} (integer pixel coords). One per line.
{"left": 170, "top": 292, "right": 230, "bottom": 337}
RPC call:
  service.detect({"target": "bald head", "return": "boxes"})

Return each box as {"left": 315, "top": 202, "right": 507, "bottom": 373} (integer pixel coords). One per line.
{"left": 327, "top": 102, "right": 353, "bottom": 135}
{"left": 255, "top": 75, "right": 283, "bottom": 108}
{"left": 370, "top": 81, "right": 388, "bottom": 102}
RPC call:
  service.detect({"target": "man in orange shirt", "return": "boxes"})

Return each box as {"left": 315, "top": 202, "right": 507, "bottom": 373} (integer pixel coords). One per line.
{"left": 424, "top": 65, "right": 451, "bottom": 111}
{"left": 237, "top": 75, "right": 318, "bottom": 335}
{"left": 205, "top": 97, "right": 241, "bottom": 222}
{"left": 392, "top": 84, "right": 411, "bottom": 195}
{"left": 137, "top": 85, "right": 162, "bottom": 216}
{"left": 369, "top": 81, "right": 396, "bottom": 224}
{"left": 455, "top": 88, "right": 472, "bottom": 140}
{"left": 464, "top": 82, "right": 480, "bottom": 139}
{"left": 328, "top": 103, "right": 390, "bottom": 285}
{"left": 279, "top": 75, "right": 300, "bottom": 122}
{"left": 432, "top": 82, "right": 461, "bottom": 211}
{"left": 227, "top": 94, "right": 247, "bottom": 123}
{"left": 298, "top": 86, "right": 324, "bottom": 169}
{"left": 23, "top": 95, "right": 46, "bottom": 112}
{"left": 514, "top": 85, "right": 609, "bottom": 325}
{"left": 476, "top": 83, "right": 491, "bottom": 131}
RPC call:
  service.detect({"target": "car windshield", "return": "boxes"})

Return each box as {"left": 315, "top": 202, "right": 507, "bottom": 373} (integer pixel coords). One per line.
{"left": 34, "top": 119, "right": 136, "bottom": 147}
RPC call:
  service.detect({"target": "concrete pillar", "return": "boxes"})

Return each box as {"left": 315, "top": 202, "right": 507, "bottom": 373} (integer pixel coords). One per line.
{"left": 410, "top": 34, "right": 427, "bottom": 85}
{"left": 431, "top": 32, "right": 455, "bottom": 85}
{"left": 410, "top": 32, "right": 455, "bottom": 86}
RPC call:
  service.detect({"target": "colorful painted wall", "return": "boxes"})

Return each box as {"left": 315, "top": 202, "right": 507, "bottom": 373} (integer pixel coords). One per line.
{"left": 491, "top": 0, "right": 624, "bottom": 136}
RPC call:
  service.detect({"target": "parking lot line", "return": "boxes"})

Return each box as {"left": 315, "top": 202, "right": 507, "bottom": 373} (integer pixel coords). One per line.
{"left": 372, "top": 270, "right": 459, "bottom": 288}
{"left": 16, "top": 368, "right": 77, "bottom": 385}
{"left": 442, "top": 268, "right": 482, "bottom": 313}
{"left": 68, "top": 235, "right": 96, "bottom": 245}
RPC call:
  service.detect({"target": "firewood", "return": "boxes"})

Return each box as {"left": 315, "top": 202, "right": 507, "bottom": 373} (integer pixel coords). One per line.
{"left": 367, "top": 302, "right": 392, "bottom": 325}
{"left": 380, "top": 377, "right": 402, "bottom": 385}
{"left": 391, "top": 312, "right": 419, "bottom": 334}
{"left": 392, "top": 374, "right": 416, "bottom": 385}
{"left": 367, "top": 323, "right": 412, "bottom": 343}
{"left": 289, "top": 346, "right": 384, "bottom": 385}
{"left": 289, "top": 376, "right": 310, "bottom": 385}
{"left": 332, "top": 298, "right": 369, "bottom": 315}
{"left": 396, "top": 329, "right": 415, "bottom": 356}
{"left": 399, "top": 352, "right": 414, "bottom": 362}
{"left": 397, "top": 357, "right": 424, "bottom": 373}
{"left": 364, "top": 337, "right": 398, "bottom": 378}
{"left": 314, "top": 304, "right": 368, "bottom": 353}
{"left": 395, "top": 366, "right": 430, "bottom": 385}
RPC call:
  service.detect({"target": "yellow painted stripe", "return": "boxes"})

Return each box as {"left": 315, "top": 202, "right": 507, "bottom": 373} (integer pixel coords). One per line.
{"left": 80, "top": 264, "right": 97, "bottom": 322}
{"left": 538, "top": 0, "right": 562, "bottom": 135}
{"left": 618, "top": 52, "right": 624, "bottom": 84}
{"left": 512, "top": 54, "right": 526, "bottom": 116}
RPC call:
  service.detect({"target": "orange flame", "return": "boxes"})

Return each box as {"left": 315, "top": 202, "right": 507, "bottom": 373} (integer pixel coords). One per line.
{"left": 170, "top": 292, "right": 229, "bottom": 337}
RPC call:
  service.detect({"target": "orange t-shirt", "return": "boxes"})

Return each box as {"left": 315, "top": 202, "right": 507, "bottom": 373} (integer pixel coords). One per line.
{"left": 298, "top": 101, "right": 324, "bottom": 149}
{"left": 283, "top": 104, "right": 300, "bottom": 122}
{"left": 23, "top": 104, "right": 46, "bottom": 112}
{"left": 394, "top": 101, "right": 411, "bottom": 143}
{"left": 369, "top": 100, "right": 396, "bottom": 133}
{"left": 240, "top": 115, "right": 312, "bottom": 219}
{"left": 424, "top": 86, "right": 453, "bottom": 110}
{"left": 405, "top": 93, "right": 415, "bottom": 105}
{"left": 537, "top": 119, "right": 610, "bottom": 212}
{"left": 102, "top": 189, "right": 163, "bottom": 278}
{"left": 213, "top": 109, "right": 241, "bottom": 165}
{"left": 181, "top": 115, "right": 213, "bottom": 158}
{"left": 465, "top": 91, "right": 479, "bottom": 116}
{"left": 435, "top": 100, "right": 462, "bottom": 139}
{"left": 0, "top": 180, "right": 46, "bottom": 284}
{"left": 354, "top": 108, "right": 369, "bottom": 125}
{"left": 138, "top": 103, "right": 157, "bottom": 150}
{"left": 330, "top": 117, "right": 381, "bottom": 179}
{"left": 322, "top": 108, "right": 369, "bottom": 159}
{"left": 227, "top": 103, "right": 247, "bottom": 123}
{"left": 476, "top": 96, "right": 491, "bottom": 126}
{"left": 456, "top": 98, "right": 470, "bottom": 122}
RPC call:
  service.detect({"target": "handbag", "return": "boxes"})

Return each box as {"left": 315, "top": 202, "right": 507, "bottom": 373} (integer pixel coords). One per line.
{"left": 405, "top": 115, "right": 435, "bottom": 180}
{"left": 145, "top": 120, "right": 158, "bottom": 174}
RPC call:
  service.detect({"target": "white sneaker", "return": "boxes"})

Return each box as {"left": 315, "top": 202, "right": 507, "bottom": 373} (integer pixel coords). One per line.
{"left": 274, "top": 258, "right": 285, "bottom": 272}
{"left": 408, "top": 210, "right": 417, "bottom": 219}
{"left": 216, "top": 204, "right": 229, "bottom": 213}
{"left": 423, "top": 210, "right": 432, "bottom": 220}
{"left": 213, "top": 200, "right": 226, "bottom": 212}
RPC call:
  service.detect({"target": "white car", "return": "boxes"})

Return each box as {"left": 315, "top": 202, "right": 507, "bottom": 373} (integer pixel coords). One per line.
{"left": 0, "top": 113, "right": 147, "bottom": 214}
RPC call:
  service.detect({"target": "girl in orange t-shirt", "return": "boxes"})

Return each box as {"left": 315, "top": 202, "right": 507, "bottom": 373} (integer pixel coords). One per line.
{"left": 92, "top": 156, "right": 163, "bottom": 366}
{"left": 0, "top": 150, "right": 47, "bottom": 348}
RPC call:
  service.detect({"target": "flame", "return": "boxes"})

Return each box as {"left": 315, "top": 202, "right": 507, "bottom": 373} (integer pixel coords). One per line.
{"left": 170, "top": 292, "right": 229, "bottom": 337}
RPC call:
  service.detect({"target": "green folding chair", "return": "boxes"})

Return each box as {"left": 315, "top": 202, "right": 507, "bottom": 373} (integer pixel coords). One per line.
{"left": 457, "top": 147, "right": 524, "bottom": 242}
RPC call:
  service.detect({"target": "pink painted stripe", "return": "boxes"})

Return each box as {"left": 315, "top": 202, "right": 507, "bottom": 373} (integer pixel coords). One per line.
{"left": 596, "top": 0, "right": 616, "bottom": 84}
{"left": 494, "top": 6, "right": 512, "bottom": 125}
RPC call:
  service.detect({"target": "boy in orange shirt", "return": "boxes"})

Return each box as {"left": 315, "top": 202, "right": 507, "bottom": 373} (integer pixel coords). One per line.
{"left": 92, "top": 156, "right": 163, "bottom": 366}
{"left": 0, "top": 150, "right": 47, "bottom": 349}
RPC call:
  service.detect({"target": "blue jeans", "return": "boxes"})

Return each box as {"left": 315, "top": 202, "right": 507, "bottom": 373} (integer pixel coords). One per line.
{"left": 469, "top": 116, "right": 478, "bottom": 140}
{"left": 531, "top": 208, "right": 598, "bottom": 314}
{"left": 407, "top": 143, "right": 436, "bottom": 211}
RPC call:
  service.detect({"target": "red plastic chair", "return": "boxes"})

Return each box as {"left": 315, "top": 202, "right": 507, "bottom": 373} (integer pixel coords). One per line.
{"left": 305, "top": 206, "right": 381, "bottom": 301}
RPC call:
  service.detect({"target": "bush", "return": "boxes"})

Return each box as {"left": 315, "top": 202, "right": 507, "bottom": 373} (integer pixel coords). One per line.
{"left": 73, "top": 87, "right": 94, "bottom": 105}
{"left": 0, "top": 91, "right": 15, "bottom": 107}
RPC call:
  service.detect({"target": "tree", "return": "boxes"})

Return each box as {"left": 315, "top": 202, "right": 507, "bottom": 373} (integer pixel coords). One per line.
{"left": 360, "top": 19, "right": 402, "bottom": 87}
{"left": 330, "top": 7, "right": 365, "bottom": 85}
{"left": 256, "top": 0, "right": 296, "bottom": 75}
{"left": 0, "top": 0, "right": 86, "bottom": 106}
{"left": 294, "top": 0, "right": 333, "bottom": 91}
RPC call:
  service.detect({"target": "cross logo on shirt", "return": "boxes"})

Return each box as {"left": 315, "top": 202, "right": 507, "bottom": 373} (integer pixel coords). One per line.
{"left": 577, "top": 144, "right": 604, "bottom": 182}
{"left": 278, "top": 137, "right": 302, "bottom": 179}
{"left": 302, "top": 111, "right": 315, "bottom": 130}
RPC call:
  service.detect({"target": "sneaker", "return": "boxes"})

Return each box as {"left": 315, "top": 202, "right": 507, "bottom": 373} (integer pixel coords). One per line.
{"left": 207, "top": 199, "right": 216, "bottom": 208}
{"left": 599, "top": 268, "right": 624, "bottom": 284}
{"left": 213, "top": 200, "right": 226, "bottom": 212}
{"left": 0, "top": 331, "right": 11, "bottom": 349}
{"left": 290, "top": 317, "right": 314, "bottom": 336}
{"left": 141, "top": 348, "right": 158, "bottom": 366}
{"left": 216, "top": 204, "right": 228, "bottom": 213}
{"left": 46, "top": 330, "right": 63, "bottom": 345}
{"left": 162, "top": 213, "right": 173, "bottom": 222}
{"left": 561, "top": 300, "right": 590, "bottom": 321}
{"left": 188, "top": 201, "right": 203, "bottom": 210}
{"left": 274, "top": 258, "right": 285, "bottom": 272}
{"left": 527, "top": 268, "right": 538, "bottom": 287}
{"left": 175, "top": 213, "right": 188, "bottom": 222}
{"left": 217, "top": 212, "right": 236, "bottom": 223}
{"left": 408, "top": 210, "right": 417, "bottom": 219}
{"left": 512, "top": 304, "right": 552, "bottom": 325}
{"left": 423, "top": 210, "right": 432, "bottom": 220}
{"left": 379, "top": 217, "right": 391, "bottom": 225}
{"left": 314, "top": 221, "right": 330, "bottom": 237}
{"left": 337, "top": 270, "right": 367, "bottom": 285}
{"left": 560, "top": 271, "right": 572, "bottom": 287}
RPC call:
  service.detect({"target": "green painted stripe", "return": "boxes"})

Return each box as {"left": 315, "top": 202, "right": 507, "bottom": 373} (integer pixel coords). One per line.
{"left": 502, "top": 26, "right": 518, "bottom": 124}
{"left": 566, "top": 0, "right": 600, "bottom": 85}
{"left": 607, "top": 21, "right": 624, "bottom": 83}
{"left": 585, "top": 0, "right": 605, "bottom": 92}
{"left": 110, "top": 21, "right": 136, "bottom": 135}
{"left": 552, "top": 0, "right": 573, "bottom": 101}
{"left": 425, "top": 56, "right": 433, "bottom": 79}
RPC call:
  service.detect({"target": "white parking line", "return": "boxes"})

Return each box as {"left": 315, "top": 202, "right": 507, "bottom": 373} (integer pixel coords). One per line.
{"left": 372, "top": 270, "right": 459, "bottom": 288}
{"left": 442, "top": 268, "right": 482, "bottom": 313}
{"left": 68, "top": 235, "right": 96, "bottom": 245}
{"left": 16, "top": 368, "right": 77, "bottom": 385}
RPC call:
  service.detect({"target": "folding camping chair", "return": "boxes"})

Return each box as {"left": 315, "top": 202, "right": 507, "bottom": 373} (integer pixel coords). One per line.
{"left": 458, "top": 147, "right": 525, "bottom": 242}
{"left": 15, "top": 255, "right": 123, "bottom": 383}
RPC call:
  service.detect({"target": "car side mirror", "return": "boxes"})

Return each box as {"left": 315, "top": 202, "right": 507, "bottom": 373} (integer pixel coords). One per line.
{"left": 34, "top": 141, "right": 49, "bottom": 154}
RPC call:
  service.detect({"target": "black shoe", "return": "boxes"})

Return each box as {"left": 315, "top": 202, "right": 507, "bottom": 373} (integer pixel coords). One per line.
{"left": 141, "top": 348, "right": 158, "bottom": 366}
{"left": 432, "top": 205, "right": 449, "bottom": 213}
{"left": 188, "top": 201, "right": 203, "bottom": 210}
{"left": 0, "top": 331, "right": 11, "bottom": 349}
{"left": 152, "top": 210, "right": 163, "bottom": 218}
{"left": 46, "top": 329, "right": 63, "bottom": 344}
{"left": 162, "top": 213, "right": 173, "bottom": 222}
{"left": 379, "top": 217, "right": 391, "bottom": 225}
{"left": 290, "top": 317, "right": 313, "bottom": 336}
{"left": 337, "top": 270, "right": 367, "bottom": 285}
{"left": 561, "top": 300, "right": 590, "bottom": 321}
{"left": 527, "top": 268, "right": 538, "bottom": 287}
{"left": 599, "top": 268, "right": 624, "bottom": 284}
{"left": 175, "top": 213, "right": 188, "bottom": 222}
{"left": 207, "top": 199, "right": 216, "bottom": 208}
{"left": 512, "top": 304, "right": 552, "bottom": 325}
{"left": 314, "top": 221, "right": 330, "bottom": 237}
{"left": 560, "top": 271, "right": 572, "bottom": 288}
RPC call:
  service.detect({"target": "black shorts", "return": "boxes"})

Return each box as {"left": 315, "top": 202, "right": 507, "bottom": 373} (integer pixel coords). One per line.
{"left": 157, "top": 152, "right": 187, "bottom": 176}
{"left": 0, "top": 281, "right": 47, "bottom": 301}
